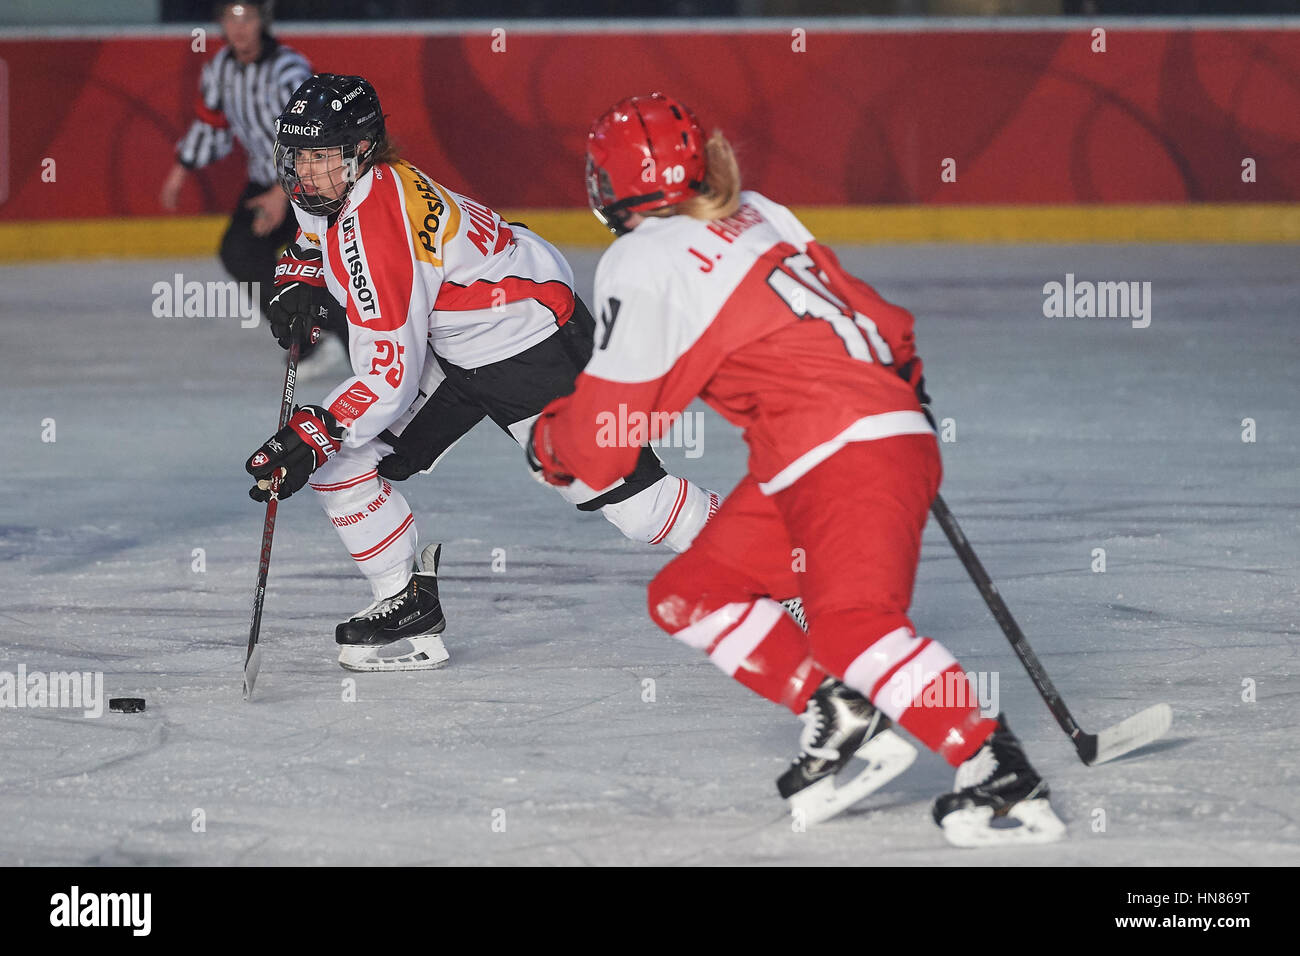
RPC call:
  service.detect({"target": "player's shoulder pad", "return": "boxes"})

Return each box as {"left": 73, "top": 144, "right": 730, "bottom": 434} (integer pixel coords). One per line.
{"left": 741, "top": 190, "right": 814, "bottom": 244}
{"left": 334, "top": 166, "right": 412, "bottom": 242}
{"left": 598, "top": 221, "right": 678, "bottom": 281}
{"left": 387, "top": 161, "right": 461, "bottom": 267}
{"left": 594, "top": 231, "right": 655, "bottom": 296}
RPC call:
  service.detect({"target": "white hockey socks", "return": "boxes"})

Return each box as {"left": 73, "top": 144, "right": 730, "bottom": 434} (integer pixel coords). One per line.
{"left": 311, "top": 468, "right": 419, "bottom": 599}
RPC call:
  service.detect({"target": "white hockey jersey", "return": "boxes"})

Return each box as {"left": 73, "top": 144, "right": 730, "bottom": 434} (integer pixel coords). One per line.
{"left": 291, "top": 160, "right": 576, "bottom": 447}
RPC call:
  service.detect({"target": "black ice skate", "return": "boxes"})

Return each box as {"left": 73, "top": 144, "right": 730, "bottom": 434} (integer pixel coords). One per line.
{"left": 778, "top": 677, "right": 917, "bottom": 826}
{"left": 932, "top": 713, "right": 1066, "bottom": 847}
{"left": 336, "top": 544, "right": 450, "bottom": 672}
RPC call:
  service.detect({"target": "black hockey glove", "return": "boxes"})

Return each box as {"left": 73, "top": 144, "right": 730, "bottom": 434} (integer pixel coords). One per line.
{"left": 377, "top": 450, "right": 423, "bottom": 481}
{"left": 245, "top": 404, "right": 344, "bottom": 502}
{"left": 268, "top": 241, "right": 334, "bottom": 350}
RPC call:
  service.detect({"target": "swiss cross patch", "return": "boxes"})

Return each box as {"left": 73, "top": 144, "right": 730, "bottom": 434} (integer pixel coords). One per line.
{"left": 250, "top": 451, "right": 269, "bottom": 468}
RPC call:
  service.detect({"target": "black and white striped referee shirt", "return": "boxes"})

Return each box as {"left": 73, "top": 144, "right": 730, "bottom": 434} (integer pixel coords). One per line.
{"left": 176, "top": 35, "right": 312, "bottom": 188}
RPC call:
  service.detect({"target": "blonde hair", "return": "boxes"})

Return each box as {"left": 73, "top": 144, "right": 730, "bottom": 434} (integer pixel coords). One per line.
{"left": 650, "top": 130, "right": 741, "bottom": 222}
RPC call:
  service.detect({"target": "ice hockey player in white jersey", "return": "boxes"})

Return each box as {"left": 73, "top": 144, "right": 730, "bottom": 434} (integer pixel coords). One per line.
{"left": 242, "top": 74, "right": 720, "bottom": 673}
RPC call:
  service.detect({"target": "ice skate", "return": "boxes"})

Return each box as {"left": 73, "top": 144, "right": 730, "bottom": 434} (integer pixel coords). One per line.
{"left": 336, "top": 544, "right": 450, "bottom": 672}
{"left": 933, "top": 713, "right": 1066, "bottom": 847}
{"left": 778, "top": 677, "right": 917, "bottom": 826}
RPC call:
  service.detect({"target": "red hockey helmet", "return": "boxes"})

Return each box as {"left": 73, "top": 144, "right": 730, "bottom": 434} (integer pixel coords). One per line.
{"left": 586, "top": 93, "right": 707, "bottom": 235}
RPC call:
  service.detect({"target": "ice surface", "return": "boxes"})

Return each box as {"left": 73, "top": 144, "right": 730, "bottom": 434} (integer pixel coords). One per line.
{"left": 0, "top": 245, "right": 1296, "bottom": 865}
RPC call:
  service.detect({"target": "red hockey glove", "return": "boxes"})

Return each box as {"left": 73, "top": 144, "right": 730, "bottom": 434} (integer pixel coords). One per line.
{"left": 526, "top": 412, "right": 574, "bottom": 487}
{"left": 245, "top": 404, "right": 344, "bottom": 502}
{"left": 268, "top": 241, "right": 333, "bottom": 350}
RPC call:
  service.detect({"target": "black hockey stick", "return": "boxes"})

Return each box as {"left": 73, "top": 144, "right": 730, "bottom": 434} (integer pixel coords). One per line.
{"left": 242, "top": 332, "right": 304, "bottom": 701}
{"left": 930, "top": 493, "right": 1171, "bottom": 765}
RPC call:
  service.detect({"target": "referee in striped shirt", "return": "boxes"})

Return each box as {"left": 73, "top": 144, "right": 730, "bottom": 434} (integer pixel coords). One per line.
{"left": 159, "top": 2, "right": 313, "bottom": 322}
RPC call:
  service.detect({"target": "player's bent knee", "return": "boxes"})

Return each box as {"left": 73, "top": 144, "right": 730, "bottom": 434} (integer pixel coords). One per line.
{"left": 309, "top": 467, "right": 386, "bottom": 512}
{"left": 310, "top": 457, "right": 384, "bottom": 504}
{"left": 647, "top": 549, "right": 718, "bottom": 632}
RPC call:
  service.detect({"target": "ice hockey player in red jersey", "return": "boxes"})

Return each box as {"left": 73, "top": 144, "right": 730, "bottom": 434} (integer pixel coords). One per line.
{"left": 528, "top": 93, "right": 1066, "bottom": 846}
{"left": 242, "top": 75, "right": 722, "bottom": 674}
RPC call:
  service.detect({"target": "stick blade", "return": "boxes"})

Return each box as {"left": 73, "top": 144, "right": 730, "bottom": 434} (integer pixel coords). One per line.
{"left": 1083, "top": 703, "right": 1172, "bottom": 765}
{"left": 242, "top": 646, "right": 263, "bottom": 701}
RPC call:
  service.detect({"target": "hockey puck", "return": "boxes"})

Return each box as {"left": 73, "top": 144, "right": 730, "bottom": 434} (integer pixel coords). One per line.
{"left": 108, "top": 698, "right": 146, "bottom": 714}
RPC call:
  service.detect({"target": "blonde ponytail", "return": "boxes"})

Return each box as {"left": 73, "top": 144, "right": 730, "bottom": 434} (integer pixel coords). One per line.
{"left": 643, "top": 130, "right": 741, "bottom": 223}
{"left": 677, "top": 131, "right": 742, "bottom": 221}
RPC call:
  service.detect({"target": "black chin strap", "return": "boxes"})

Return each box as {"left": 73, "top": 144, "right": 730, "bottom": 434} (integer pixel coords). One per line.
{"left": 600, "top": 190, "right": 666, "bottom": 217}
{"left": 595, "top": 179, "right": 708, "bottom": 235}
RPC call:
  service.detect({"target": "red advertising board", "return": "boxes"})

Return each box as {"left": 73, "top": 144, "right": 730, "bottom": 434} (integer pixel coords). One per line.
{"left": 0, "top": 25, "right": 1297, "bottom": 223}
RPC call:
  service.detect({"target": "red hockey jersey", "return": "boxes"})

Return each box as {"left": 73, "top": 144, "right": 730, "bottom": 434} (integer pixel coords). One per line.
{"left": 540, "top": 191, "right": 932, "bottom": 494}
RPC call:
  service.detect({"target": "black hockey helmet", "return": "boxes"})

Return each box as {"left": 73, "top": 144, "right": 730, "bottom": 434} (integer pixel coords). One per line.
{"left": 274, "top": 73, "right": 387, "bottom": 216}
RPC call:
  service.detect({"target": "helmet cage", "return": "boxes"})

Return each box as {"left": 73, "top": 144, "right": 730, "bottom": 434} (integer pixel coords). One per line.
{"left": 584, "top": 155, "right": 669, "bottom": 236}
{"left": 275, "top": 139, "right": 376, "bottom": 216}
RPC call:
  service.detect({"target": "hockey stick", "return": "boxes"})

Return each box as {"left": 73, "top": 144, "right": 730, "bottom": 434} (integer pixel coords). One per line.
{"left": 930, "top": 493, "right": 1171, "bottom": 765}
{"left": 242, "top": 333, "right": 304, "bottom": 701}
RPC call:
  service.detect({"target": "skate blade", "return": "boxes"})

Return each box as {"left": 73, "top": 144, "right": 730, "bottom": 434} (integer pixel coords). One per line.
{"left": 939, "top": 798, "right": 1067, "bottom": 848}
{"left": 338, "top": 634, "right": 450, "bottom": 672}
{"left": 788, "top": 730, "right": 918, "bottom": 826}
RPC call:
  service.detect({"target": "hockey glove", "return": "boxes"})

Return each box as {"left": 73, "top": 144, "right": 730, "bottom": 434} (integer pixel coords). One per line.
{"left": 268, "top": 241, "right": 334, "bottom": 349}
{"left": 246, "top": 404, "right": 344, "bottom": 502}
{"left": 525, "top": 413, "right": 574, "bottom": 487}
{"left": 376, "top": 451, "right": 422, "bottom": 481}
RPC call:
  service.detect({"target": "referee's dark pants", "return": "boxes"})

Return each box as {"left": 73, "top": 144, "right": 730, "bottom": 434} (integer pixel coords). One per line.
{"left": 219, "top": 181, "right": 346, "bottom": 350}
